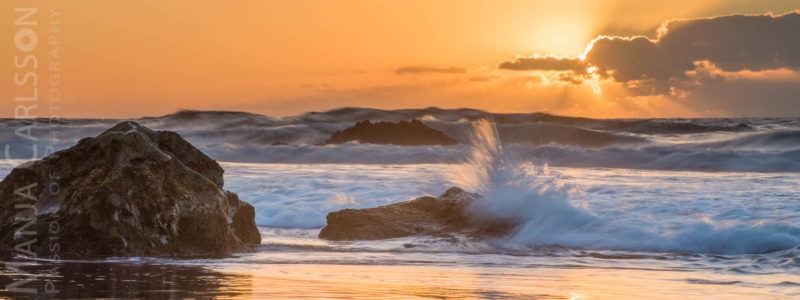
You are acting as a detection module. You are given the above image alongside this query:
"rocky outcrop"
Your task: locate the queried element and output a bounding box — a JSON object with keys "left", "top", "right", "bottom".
{"left": 0, "top": 121, "right": 261, "bottom": 258}
{"left": 324, "top": 120, "right": 458, "bottom": 146}
{"left": 319, "top": 187, "right": 515, "bottom": 240}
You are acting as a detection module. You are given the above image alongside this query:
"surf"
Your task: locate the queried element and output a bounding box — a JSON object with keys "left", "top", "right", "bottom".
{"left": 448, "top": 119, "right": 800, "bottom": 254}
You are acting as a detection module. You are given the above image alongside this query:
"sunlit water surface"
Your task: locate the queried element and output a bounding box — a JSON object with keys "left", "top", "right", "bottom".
{"left": 1, "top": 161, "right": 799, "bottom": 299}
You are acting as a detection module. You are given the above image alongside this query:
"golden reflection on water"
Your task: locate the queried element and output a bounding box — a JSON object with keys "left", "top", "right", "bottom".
{"left": 1, "top": 259, "right": 797, "bottom": 298}
{"left": 212, "top": 263, "right": 799, "bottom": 299}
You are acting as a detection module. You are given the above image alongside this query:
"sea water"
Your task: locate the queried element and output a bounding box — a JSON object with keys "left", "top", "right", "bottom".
{"left": 0, "top": 109, "right": 799, "bottom": 298}
{"left": 2, "top": 162, "right": 795, "bottom": 298}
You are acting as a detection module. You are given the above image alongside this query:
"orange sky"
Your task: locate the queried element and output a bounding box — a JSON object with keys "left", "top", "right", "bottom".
{"left": 1, "top": 0, "right": 798, "bottom": 118}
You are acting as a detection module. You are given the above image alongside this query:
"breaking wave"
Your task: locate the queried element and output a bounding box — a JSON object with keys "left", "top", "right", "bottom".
{"left": 449, "top": 119, "right": 800, "bottom": 254}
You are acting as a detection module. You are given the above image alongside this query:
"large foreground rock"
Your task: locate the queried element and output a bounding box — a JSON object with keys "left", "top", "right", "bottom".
{"left": 319, "top": 187, "right": 515, "bottom": 240}
{"left": 0, "top": 121, "right": 260, "bottom": 258}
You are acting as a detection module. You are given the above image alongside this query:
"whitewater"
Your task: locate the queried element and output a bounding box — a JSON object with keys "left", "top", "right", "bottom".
{"left": 0, "top": 108, "right": 798, "bottom": 298}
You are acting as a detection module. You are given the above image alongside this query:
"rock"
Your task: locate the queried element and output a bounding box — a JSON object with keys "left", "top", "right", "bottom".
{"left": 0, "top": 121, "right": 261, "bottom": 258}
{"left": 324, "top": 119, "right": 458, "bottom": 146}
{"left": 319, "top": 187, "right": 516, "bottom": 241}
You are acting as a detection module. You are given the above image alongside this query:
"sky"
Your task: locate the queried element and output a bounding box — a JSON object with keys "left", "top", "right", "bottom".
{"left": 2, "top": 0, "right": 799, "bottom": 118}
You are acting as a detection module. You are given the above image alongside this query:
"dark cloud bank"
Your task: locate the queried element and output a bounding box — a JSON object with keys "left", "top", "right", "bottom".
{"left": 500, "top": 11, "right": 800, "bottom": 96}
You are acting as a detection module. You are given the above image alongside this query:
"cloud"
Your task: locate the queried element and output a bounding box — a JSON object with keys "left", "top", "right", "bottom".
{"left": 556, "top": 72, "right": 585, "bottom": 84}
{"left": 394, "top": 66, "right": 468, "bottom": 75}
{"left": 498, "top": 55, "right": 588, "bottom": 74}
{"left": 236, "top": 11, "right": 800, "bottom": 119}
{"left": 500, "top": 11, "right": 800, "bottom": 95}
{"left": 674, "top": 73, "right": 800, "bottom": 117}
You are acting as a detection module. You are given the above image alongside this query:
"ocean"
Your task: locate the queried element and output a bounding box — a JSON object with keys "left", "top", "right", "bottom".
{"left": 0, "top": 108, "right": 799, "bottom": 299}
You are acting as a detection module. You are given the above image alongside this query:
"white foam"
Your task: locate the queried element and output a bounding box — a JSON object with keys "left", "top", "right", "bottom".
{"left": 448, "top": 119, "right": 800, "bottom": 254}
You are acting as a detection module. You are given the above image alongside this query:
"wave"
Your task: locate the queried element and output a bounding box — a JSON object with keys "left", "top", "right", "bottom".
{"left": 129, "top": 107, "right": 780, "bottom": 138}
{"left": 280, "top": 107, "right": 760, "bottom": 134}
{"left": 448, "top": 119, "right": 800, "bottom": 255}
{"left": 0, "top": 108, "right": 798, "bottom": 172}
{"left": 192, "top": 144, "right": 800, "bottom": 172}
{"left": 512, "top": 145, "right": 800, "bottom": 172}
{"left": 692, "top": 130, "right": 800, "bottom": 150}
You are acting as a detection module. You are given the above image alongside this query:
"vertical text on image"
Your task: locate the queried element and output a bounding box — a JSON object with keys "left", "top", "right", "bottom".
{"left": 5, "top": 6, "right": 62, "bottom": 295}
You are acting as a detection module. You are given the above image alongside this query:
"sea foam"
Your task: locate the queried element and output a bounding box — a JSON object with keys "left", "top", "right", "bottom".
{"left": 449, "top": 119, "right": 800, "bottom": 254}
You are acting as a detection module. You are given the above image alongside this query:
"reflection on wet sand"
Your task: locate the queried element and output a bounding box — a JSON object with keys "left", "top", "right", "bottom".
{"left": 212, "top": 263, "right": 800, "bottom": 299}
{"left": 2, "top": 259, "right": 799, "bottom": 299}
{"left": 0, "top": 260, "right": 251, "bottom": 299}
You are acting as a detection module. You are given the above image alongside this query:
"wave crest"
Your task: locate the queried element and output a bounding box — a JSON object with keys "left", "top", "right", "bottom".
{"left": 450, "top": 119, "right": 800, "bottom": 254}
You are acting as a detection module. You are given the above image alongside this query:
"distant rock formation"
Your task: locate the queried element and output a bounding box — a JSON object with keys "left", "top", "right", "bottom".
{"left": 324, "top": 120, "right": 458, "bottom": 146}
{"left": 319, "top": 187, "right": 515, "bottom": 241}
{"left": 0, "top": 121, "right": 261, "bottom": 258}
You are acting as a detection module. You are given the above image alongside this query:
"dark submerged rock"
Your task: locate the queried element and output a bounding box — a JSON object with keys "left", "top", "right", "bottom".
{"left": 319, "top": 187, "right": 516, "bottom": 241}
{"left": 324, "top": 119, "right": 458, "bottom": 146}
{"left": 0, "top": 121, "right": 260, "bottom": 258}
